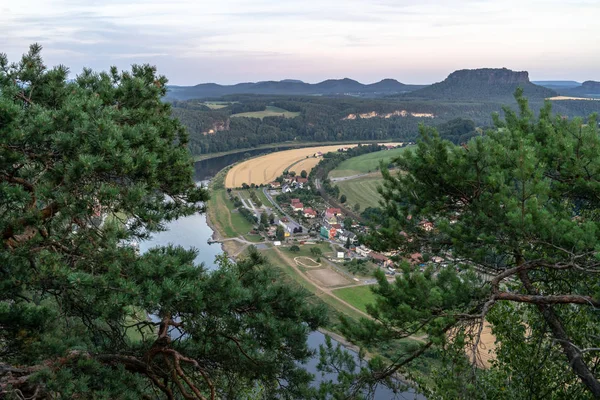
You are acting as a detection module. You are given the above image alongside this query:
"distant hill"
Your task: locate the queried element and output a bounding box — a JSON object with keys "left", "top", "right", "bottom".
{"left": 561, "top": 81, "right": 600, "bottom": 98}
{"left": 408, "top": 68, "right": 557, "bottom": 101}
{"left": 166, "top": 78, "right": 425, "bottom": 100}
{"left": 533, "top": 80, "right": 581, "bottom": 90}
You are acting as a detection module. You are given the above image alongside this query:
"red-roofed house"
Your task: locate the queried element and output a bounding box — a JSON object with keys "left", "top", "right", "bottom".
{"left": 409, "top": 253, "right": 423, "bottom": 264}
{"left": 419, "top": 220, "right": 434, "bottom": 231}
{"left": 324, "top": 208, "right": 342, "bottom": 224}
{"left": 295, "top": 177, "right": 308, "bottom": 184}
{"left": 291, "top": 198, "right": 300, "bottom": 204}
{"left": 269, "top": 181, "right": 281, "bottom": 188}
{"left": 292, "top": 202, "right": 304, "bottom": 212}
{"left": 303, "top": 208, "right": 317, "bottom": 218}
{"left": 369, "top": 252, "right": 391, "bottom": 267}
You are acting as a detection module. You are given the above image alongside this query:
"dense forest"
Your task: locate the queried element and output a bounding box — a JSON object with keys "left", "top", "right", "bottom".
{"left": 172, "top": 93, "right": 600, "bottom": 156}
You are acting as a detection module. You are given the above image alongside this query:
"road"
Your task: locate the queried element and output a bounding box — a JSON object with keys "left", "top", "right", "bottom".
{"left": 262, "top": 187, "right": 308, "bottom": 232}
{"left": 329, "top": 172, "right": 375, "bottom": 182}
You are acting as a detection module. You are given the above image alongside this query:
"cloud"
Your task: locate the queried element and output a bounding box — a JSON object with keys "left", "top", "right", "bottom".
{"left": 1, "top": 0, "right": 598, "bottom": 84}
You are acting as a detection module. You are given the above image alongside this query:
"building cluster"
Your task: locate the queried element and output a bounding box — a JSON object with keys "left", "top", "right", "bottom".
{"left": 270, "top": 175, "right": 309, "bottom": 193}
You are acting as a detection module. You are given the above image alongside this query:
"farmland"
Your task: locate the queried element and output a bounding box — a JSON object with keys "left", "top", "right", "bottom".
{"left": 287, "top": 157, "right": 321, "bottom": 175}
{"left": 335, "top": 174, "right": 385, "bottom": 210}
{"left": 329, "top": 146, "right": 411, "bottom": 178}
{"left": 203, "top": 101, "right": 231, "bottom": 109}
{"left": 225, "top": 144, "right": 359, "bottom": 187}
{"left": 230, "top": 106, "right": 300, "bottom": 119}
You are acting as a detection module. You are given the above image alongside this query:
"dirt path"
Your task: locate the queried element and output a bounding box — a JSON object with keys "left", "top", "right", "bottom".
{"left": 329, "top": 171, "right": 381, "bottom": 182}
{"left": 294, "top": 256, "right": 322, "bottom": 267}
{"left": 273, "top": 247, "right": 374, "bottom": 320}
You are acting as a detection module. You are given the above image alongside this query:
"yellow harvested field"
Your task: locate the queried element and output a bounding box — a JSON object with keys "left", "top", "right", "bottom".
{"left": 547, "top": 96, "right": 600, "bottom": 101}
{"left": 225, "top": 145, "right": 357, "bottom": 188}
{"left": 289, "top": 157, "right": 321, "bottom": 174}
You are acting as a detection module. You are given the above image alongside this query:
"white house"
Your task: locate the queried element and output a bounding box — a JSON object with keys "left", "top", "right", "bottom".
{"left": 338, "top": 230, "right": 357, "bottom": 244}
{"left": 356, "top": 245, "right": 371, "bottom": 257}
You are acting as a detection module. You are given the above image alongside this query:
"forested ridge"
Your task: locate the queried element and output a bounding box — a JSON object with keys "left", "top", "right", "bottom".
{"left": 173, "top": 92, "right": 600, "bottom": 155}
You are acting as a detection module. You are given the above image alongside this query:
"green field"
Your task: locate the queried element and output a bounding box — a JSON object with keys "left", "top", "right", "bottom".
{"left": 230, "top": 106, "right": 301, "bottom": 119}
{"left": 335, "top": 175, "right": 385, "bottom": 210}
{"left": 203, "top": 101, "right": 231, "bottom": 109}
{"left": 282, "top": 242, "right": 334, "bottom": 258}
{"left": 333, "top": 285, "right": 377, "bottom": 314}
{"left": 329, "top": 146, "right": 411, "bottom": 178}
{"left": 207, "top": 189, "right": 254, "bottom": 238}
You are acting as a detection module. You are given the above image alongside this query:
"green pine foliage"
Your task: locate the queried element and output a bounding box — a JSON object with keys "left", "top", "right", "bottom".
{"left": 323, "top": 90, "right": 600, "bottom": 399}
{"left": 0, "top": 45, "right": 326, "bottom": 399}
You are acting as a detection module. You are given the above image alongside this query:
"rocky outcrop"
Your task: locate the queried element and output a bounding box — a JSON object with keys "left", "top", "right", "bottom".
{"left": 446, "top": 68, "right": 530, "bottom": 84}
{"left": 343, "top": 110, "right": 434, "bottom": 120}
{"left": 202, "top": 119, "right": 230, "bottom": 135}
{"left": 409, "top": 68, "right": 557, "bottom": 100}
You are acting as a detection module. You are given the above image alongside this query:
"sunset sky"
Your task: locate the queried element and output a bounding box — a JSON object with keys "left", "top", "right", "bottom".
{"left": 1, "top": 0, "right": 598, "bottom": 85}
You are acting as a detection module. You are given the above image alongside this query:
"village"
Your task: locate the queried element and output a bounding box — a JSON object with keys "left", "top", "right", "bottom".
{"left": 224, "top": 163, "right": 432, "bottom": 278}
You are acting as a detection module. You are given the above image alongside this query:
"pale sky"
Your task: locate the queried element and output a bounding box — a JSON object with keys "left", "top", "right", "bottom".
{"left": 1, "top": 0, "right": 599, "bottom": 85}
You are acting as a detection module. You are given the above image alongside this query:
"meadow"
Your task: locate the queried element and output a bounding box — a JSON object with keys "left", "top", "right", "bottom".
{"left": 203, "top": 101, "right": 231, "bottom": 109}
{"left": 328, "top": 146, "right": 411, "bottom": 178}
{"left": 335, "top": 174, "right": 385, "bottom": 210}
{"left": 332, "top": 285, "right": 377, "bottom": 314}
{"left": 225, "top": 144, "right": 359, "bottom": 187}
{"left": 230, "top": 105, "right": 301, "bottom": 119}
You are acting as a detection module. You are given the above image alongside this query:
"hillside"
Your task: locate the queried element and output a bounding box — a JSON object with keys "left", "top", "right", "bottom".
{"left": 533, "top": 80, "right": 581, "bottom": 90}
{"left": 408, "top": 68, "right": 557, "bottom": 100}
{"left": 562, "top": 81, "right": 600, "bottom": 98}
{"left": 166, "top": 78, "right": 425, "bottom": 100}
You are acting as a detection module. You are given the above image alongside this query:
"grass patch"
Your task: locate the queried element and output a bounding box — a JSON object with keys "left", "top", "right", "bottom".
{"left": 333, "top": 285, "right": 377, "bottom": 314}
{"left": 203, "top": 101, "right": 231, "bottom": 109}
{"left": 283, "top": 242, "right": 333, "bottom": 258}
{"left": 253, "top": 189, "right": 272, "bottom": 208}
{"left": 329, "top": 146, "right": 412, "bottom": 178}
{"left": 207, "top": 189, "right": 253, "bottom": 238}
{"left": 230, "top": 106, "right": 300, "bottom": 120}
{"left": 245, "top": 234, "right": 264, "bottom": 243}
{"left": 335, "top": 175, "right": 385, "bottom": 210}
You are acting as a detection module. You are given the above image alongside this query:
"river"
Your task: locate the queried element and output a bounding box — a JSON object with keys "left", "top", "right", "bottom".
{"left": 138, "top": 156, "right": 424, "bottom": 399}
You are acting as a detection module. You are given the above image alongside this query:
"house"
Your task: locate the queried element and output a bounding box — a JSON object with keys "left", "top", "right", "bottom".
{"left": 369, "top": 252, "right": 392, "bottom": 267}
{"left": 320, "top": 226, "right": 330, "bottom": 239}
{"left": 291, "top": 198, "right": 300, "bottom": 205}
{"left": 325, "top": 208, "right": 342, "bottom": 218}
{"left": 269, "top": 181, "right": 281, "bottom": 188}
{"left": 419, "top": 220, "right": 434, "bottom": 231}
{"left": 409, "top": 252, "right": 423, "bottom": 264}
{"left": 320, "top": 224, "right": 337, "bottom": 240}
{"left": 303, "top": 208, "right": 317, "bottom": 218}
{"left": 324, "top": 208, "right": 342, "bottom": 224}
{"left": 338, "top": 230, "right": 357, "bottom": 244}
{"left": 292, "top": 202, "right": 304, "bottom": 212}
{"left": 356, "top": 245, "right": 371, "bottom": 257}
{"left": 295, "top": 177, "right": 308, "bottom": 184}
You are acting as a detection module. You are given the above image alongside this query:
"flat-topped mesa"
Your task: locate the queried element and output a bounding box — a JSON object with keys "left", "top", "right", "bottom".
{"left": 409, "top": 67, "right": 556, "bottom": 100}
{"left": 447, "top": 68, "right": 530, "bottom": 85}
